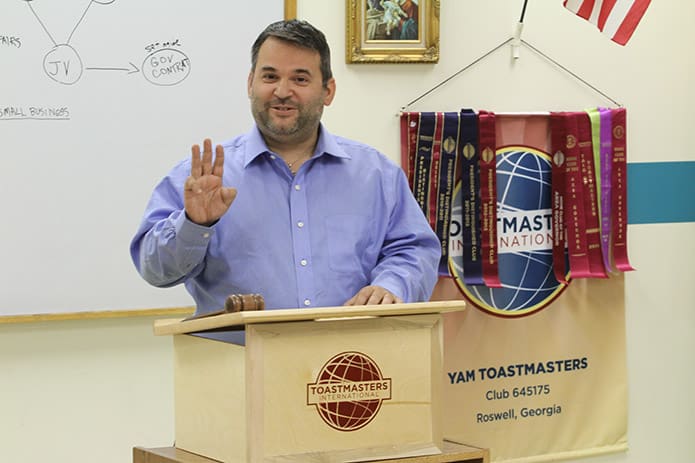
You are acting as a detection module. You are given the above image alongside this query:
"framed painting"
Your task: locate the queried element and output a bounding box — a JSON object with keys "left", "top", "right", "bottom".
{"left": 285, "top": 0, "right": 297, "bottom": 19}
{"left": 346, "top": 0, "right": 440, "bottom": 63}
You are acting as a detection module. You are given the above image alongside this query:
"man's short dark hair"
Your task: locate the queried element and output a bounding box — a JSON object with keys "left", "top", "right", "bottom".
{"left": 251, "top": 19, "right": 333, "bottom": 88}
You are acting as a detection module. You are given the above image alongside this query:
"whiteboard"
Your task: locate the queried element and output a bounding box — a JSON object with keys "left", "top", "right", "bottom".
{"left": 0, "top": 0, "right": 284, "bottom": 317}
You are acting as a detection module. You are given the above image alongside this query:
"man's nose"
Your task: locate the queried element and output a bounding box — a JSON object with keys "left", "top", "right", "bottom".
{"left": 273, "top": 79, "right": 292, "bottom": 99}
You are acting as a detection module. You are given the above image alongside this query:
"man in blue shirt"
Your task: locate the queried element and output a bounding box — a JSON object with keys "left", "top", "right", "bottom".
{"left": 130, "top": 19, "right": 440, "bottom": 316}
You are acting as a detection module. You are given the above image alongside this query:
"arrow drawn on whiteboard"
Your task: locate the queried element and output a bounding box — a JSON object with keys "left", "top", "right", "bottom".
{"left": 86, "top": 62, "right": 140, "bottom": 74}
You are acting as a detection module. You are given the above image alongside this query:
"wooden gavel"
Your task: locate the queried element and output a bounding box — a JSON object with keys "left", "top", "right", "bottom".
{"left": 185, "top": 293, "right": 265, "bottom": 321}
{"left": 224, "top": 293, "right": 265, "bottom": 313}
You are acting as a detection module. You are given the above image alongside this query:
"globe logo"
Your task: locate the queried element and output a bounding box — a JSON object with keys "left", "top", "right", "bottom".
{"left": 307, "top": 352, "right": 392, "bottom": 431}
{"left": 449, "top": 146, "right": 569, "bottom": 317}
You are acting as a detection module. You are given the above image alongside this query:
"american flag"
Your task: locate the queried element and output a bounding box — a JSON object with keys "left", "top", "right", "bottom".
{"left": 563, "top": 0, "right": 652, "bottom": 45}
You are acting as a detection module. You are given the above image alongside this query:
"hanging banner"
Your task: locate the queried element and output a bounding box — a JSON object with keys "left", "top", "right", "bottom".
{"left": 434, "top": 113, "right": 627, "bottom": 462}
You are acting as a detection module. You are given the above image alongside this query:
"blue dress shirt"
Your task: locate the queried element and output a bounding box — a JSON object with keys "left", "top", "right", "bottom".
{"left": 130, "top": 125, "right": 441, "bottom": 315}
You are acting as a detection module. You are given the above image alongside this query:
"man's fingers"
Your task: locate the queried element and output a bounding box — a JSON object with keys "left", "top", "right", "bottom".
{"left": 344, "top": 290, "right": 367, "bottom": 306}
{"left": 201, "top": 139, "right": 213, "bottom": 176}
{"left": 191, "top": 144, "right": 202, "bottom": 178}
{"left": 366, "top": 289, "right": 400, "bottom": 304}
{"left": 384, "top": 293, "right": 403, "bottom": 304}
{"left": 351, "top": 290, "right": 369, "bottom": 306}
{"left": 192, "top": 139, "right": 222, "bottom": 179}
{"left": 366, "top": 291, "right": 384, "bottom": 305}
{"left": 344, "top": 286, "right": 402, "bottom": 306}
{"left": 213, "top": 144, "right": 225, "bottom": 177}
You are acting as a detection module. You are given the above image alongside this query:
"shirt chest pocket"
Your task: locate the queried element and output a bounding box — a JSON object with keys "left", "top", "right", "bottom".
{"left": 324, "top": 214, "right": 376, "bottom": 275}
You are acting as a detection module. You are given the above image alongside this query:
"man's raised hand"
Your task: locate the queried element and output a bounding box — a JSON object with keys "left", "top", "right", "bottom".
{"left": 184, "top": 139, "right": 237, "bottom": 226}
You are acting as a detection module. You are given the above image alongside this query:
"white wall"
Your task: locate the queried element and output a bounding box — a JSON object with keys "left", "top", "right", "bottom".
{"left": 1, "top": 1, "right": 693, "bottom": 462}
{"left": 0, "top": 316, "right": 175, "bottom": 462}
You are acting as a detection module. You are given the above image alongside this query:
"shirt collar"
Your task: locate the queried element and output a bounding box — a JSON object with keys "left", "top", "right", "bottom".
{"left": 243, "top": 123, "right": 351, "bottom": 168}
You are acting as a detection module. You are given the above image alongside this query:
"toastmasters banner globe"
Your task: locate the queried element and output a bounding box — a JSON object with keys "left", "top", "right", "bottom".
{"left": 433, "top": 114, "right": 627, "bottom": 462}
{"left": 449, "top": 146, "right": 568, "bottom": 316}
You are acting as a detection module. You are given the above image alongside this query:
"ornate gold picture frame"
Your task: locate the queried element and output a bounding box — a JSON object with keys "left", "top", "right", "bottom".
{"left": 346, "top": 0, "right": 440, "bottom": 63}
{"left": 284, "top": 0, "right": 297, "bottom": 19}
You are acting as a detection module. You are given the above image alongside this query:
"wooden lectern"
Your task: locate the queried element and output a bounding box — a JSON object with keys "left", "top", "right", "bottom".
{"left": 151, "top": 301, "right": 477, "bottom": 463}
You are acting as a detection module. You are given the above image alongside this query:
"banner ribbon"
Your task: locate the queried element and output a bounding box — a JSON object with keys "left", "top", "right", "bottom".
{"left": 563, "top": 113, "right": 593, "bottom": 278}
{"left": 550, "top": 113, "right": 569, "bottom": 284}
{"left": 459, "top": 109, "right": 484, "bottom": 285}
{"left": 610, "top": 108, "right": 635, "bottom": 272}
{"left": 478, "top": 110, "right": 502, "bottom": 287}
{"left": 598, "top": 108, "right": 614, "bottom": 272}
{"left": 412, "top": 112, "right": 436, "bottom": 223}
{"left": 434, "top": 112, "right": 461, "bottom": 275}
{"left": 577, "top": 112, "right": 608, "bottom": 278}
{"left": 399, "top": 112, "right": 419, "bottom": 190}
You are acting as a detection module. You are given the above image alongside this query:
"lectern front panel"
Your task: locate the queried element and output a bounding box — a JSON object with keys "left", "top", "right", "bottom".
{"left": 246, "top": 314, "right": 443, "bottom": 461}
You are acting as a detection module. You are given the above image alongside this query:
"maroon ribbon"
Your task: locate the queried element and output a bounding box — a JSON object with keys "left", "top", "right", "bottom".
{"left": 610, "top": 108, "right": 635, "bottom": 272}
{"left": 478, "top": 110, "right": 502, "bottom": 287}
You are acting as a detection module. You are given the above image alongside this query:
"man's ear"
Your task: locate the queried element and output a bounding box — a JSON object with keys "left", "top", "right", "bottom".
{"left": 247, "top": 71, "right": 254, "bottom": 98}
{"left": 323, "top": 77, "right": 336, "bottom": 106}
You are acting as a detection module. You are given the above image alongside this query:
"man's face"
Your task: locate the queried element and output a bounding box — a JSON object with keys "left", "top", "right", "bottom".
{"left": 248, "top": 37, "right": 335, "bottom": 145}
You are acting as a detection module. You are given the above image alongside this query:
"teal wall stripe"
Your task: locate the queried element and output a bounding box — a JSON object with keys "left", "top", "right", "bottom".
{"left": 628, "top": 161, "right": 695, "bottom": 224}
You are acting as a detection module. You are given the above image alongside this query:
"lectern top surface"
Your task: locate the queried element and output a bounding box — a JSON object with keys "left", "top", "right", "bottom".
{"left": 153, "top": 300, "right": 465, "bottom": 336}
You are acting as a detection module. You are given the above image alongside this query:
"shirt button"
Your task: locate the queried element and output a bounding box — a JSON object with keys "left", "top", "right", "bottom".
{"left": 270, "top": 154, "right": 276, "bottom": 160}
{"left": 297, "top": 221, "right": 304, "bottom": 228}
{"left": 202, "top": 232, "right": 210, "bottom": 239}
{"left": 300, "top": 259, "right": 308, "bottom": 266}
{"left": 303, "top": 299, "right": 311, "bottom": 306}
{"left": 294, "top": 184, "right": 301, "bottom": 191}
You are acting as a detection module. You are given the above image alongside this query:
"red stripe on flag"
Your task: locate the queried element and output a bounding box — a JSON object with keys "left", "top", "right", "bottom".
{"left": 611, "top": 0, "right": 651, "bottom": 45}
{"left": 564, "top": 0, "right": 651, "bottom": 45}
{"left": 597, "top": 0, "right": 618, "bottom": 30}
{"left": 576, "top": 0, "right": 596, "bottom": 19}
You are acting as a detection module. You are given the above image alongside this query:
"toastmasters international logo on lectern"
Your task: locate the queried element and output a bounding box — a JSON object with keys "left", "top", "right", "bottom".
{"left": 307, "top": 352, "right": 392, "bottom": 431}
